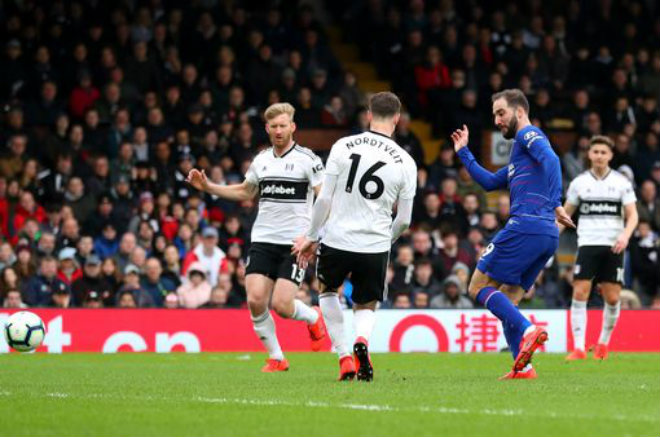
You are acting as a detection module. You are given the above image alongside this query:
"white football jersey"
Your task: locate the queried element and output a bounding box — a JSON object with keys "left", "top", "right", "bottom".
{"left": 322, "top": 131, "right": 417, "bottom": 253}
{"left": 566, "top": 169, "right": 636, "bottom": 247}
{"left": 245, "top": 143, "right": 324, "bottom": 245}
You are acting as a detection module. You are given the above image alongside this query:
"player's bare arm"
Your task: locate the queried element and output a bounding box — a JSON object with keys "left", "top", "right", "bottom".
{"left": 186, "top": 168, "right": 258, "bottom": 201}
{"left": 451, "top": 124, "right": 469, "bottom": 152}
{"left": 557, "top": 202, "right": 577, "bottom": 232}
{"left": 612, "top": 202, "right": 639, "bottom": 254}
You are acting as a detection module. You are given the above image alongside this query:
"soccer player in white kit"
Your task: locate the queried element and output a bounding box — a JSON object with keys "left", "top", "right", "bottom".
{"left": 294, "top": 92, "right": 418, "bottom": 381}
{"left": 562, "top": 135, "right": 638, "bottom": 360}
{"left": 187, "top": 103, "right": 326, "bottom": 372}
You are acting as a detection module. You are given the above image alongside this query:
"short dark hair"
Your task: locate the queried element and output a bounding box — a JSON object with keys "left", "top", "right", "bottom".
{"left": 589, "top": 135, "right": 614, "bottom": 150}
{"left": 491, "top": 89, "right": 530, "bottom": 114}
{"left": 369, "top": 92, "right": 401, "bottom": 119}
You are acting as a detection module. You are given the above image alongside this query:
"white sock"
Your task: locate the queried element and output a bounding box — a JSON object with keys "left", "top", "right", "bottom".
{"left": 571, "top": 299, "right": 587, "bottom": 351}
{"left": 291, "top": 299, "right": 319, "bottom": 324}
{"left": 598, "top": 301, "right": 620, "bottom": 345}
{"left": 251, "top": 311, "right": 284, "bottom": 360}
{"left": 319, "top": 293, "right": 349, "bottom": 357}
{"left": 353, "top": 309, "right": 376, "bottom": 343}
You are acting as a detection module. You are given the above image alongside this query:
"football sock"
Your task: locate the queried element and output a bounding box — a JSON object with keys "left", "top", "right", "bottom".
{"left": 291, "top": 299, "right": 319, "bottom": 324}
{"left": 353, "top": 309, "right": 376, "bottom": 343}
{"left": 502, "top": 321, "right": 521, "bottom": 359}
{"left": 251, "top": 310, "right": 284, "bottom": 361}
{"left": 570, "top": 299, "right": 587, "bottom": 351}
{"left": 598, "top": 301, "right": 620, "bottom": 345}
{"left": 476, "top": 287, "right": 531, "bottom": 337}
{"left": 319, "top": 293, "right": 349, "bottom": 357}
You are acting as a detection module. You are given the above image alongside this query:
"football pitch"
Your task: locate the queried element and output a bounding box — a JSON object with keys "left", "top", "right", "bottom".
{"left": 0, "top": 353, "right": 658, "bottom": 437}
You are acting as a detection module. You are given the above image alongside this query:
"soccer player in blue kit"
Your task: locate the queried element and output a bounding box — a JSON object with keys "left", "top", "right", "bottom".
{"left": 451, "top": 89, "right": 576, "bottom": 379}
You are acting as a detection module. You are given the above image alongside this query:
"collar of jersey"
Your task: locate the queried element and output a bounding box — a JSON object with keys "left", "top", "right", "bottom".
{"left": 589, "top": 168, "right": 611, "bottom": 181}
{"left": 272, "top": 142, "right": 297, "bottom": 158}
{"left": 368, "top": 130, "right": 392, "bottom": 139}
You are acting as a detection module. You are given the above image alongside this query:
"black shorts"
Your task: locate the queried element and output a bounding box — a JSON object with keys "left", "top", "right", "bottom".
{"left": 316, "top": 244, "right": 389, "bottom": 304}
{"left": 574, "top": 245, "right": 624, "bottom": 284}
{"left": 245, "top": 242, "right": 306, "bottom": 286}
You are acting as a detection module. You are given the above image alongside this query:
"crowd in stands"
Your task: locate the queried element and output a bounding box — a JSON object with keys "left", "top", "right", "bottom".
{"left": 1, "top": 1, "right": 659, "bottom": 310}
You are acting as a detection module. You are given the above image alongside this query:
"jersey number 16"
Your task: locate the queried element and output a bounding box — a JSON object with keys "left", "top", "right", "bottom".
{"left": 345, "top": 153, "right": 387, "bottom": 200}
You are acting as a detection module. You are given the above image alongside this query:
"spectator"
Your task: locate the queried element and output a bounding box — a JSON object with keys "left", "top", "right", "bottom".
{"left": 56, "top": 247, "right": 83, "bottom": 286}
{"left": 117, "top": 263, "right": 154, "bottom": 308}
{"left": 391, "top": 293, "right": 412, "bottom": 309}
{"left": 3, "top": 289, "right": 26, "bottom": 308}
{"left": 24, "top": 256, "right": 69, "bottom": 307}
{"left": 182, "top": 227, "right": 227, "bottom": 287}
{"left": 438, "top": 228, "right": 474, "bottom": 273}
{"left": 430, "top": 275, "right": 473, "bottom": 309}
{"left": 71, "top": 254, "right": 113, "bottom": 307}
{"left": 177, "top": 262, "right": 212, "bottom": 309}
{"left": 50, "top": 286, "right": 72, "bottom": 308}
{"left": 201, "top": 285, "right": 231, "bottom": 308}
{"left": 637, "top": 180, "right": 660, "bottom": 231}
{"left": 141, "top": 257, "right": 176, "bottom": 307}
{"left": 411, "top": 258, "right": 442, "bottom": 297}
{"left": 82, "top": 290, "right": 104, "bottom": 309}
{"left": 630, "top": 220, "right": 660, "bottom": 304}
{"left": 412, "top": 291, "right": 430, "bottom": 308}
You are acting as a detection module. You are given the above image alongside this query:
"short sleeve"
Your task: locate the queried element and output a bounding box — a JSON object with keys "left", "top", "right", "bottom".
{"left": 324, "top": 142, "right": 343, "bottom": 176}
{"left": 566, "top": 178, "right": 580, "bottom": 205}
{"left": 308, "top": 154, "right": 325, "bottom": 187}
{"left": 244, "top": 159, "right": 259, "bottom": 186}
{"left": 622, "top": 179, "right": 637, "bottom": 205}
{"left": 399, "top": 158, "right": 418, "bottom": 199}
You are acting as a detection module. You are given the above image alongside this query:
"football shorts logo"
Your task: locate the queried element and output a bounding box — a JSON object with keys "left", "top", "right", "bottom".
{"left": 480, "top": 243, "right": 495, "bottom": 259}
{"left": 574, "top": 264, "right": 581, "bottom": 275}
{"left": 616, "top": 267, "right": 624, "bottom": 283}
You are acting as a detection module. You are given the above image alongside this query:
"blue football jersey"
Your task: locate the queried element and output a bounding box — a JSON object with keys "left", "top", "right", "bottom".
{"left": 457, "top": 125, "right": 562, "bottom": 237}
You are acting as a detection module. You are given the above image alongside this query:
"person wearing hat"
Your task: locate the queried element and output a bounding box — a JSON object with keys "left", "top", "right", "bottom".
{"left": 56, "top": 247, "right": 82, "bottom": 286}
{"left": 49, "top": 282, "right": 72, "bottom": 309}
{"left": 174, "top": 151, "right": 196, "bottom": 201}
{"left": 430, "top": 275, "right": 474, "bottom": 309}
{"left": 71, "top": 254, "right": 113, "bottom": 306}
{"left": 180, "top": 226, "right": 227, "bottom": 288}
{"left": 24, "top": 256, "right": 70, "bottom": 307}
{"left": 82, "top": 290, "right": 104, "bottom": 309}
{"left": 116, "top": 263, "right": 155, "bottom": 307}
{"left": 176, "top": 261, "right": 212, "bottom": 308}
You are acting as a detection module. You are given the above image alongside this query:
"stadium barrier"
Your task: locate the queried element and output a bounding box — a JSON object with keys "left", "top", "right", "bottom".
{"left": 1, "top": 309, "right": 658, "bottom": 353}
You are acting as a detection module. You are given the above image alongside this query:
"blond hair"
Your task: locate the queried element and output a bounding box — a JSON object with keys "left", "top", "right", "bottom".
{"left": 264, "top": 102, "right": 295, "bottom": 122}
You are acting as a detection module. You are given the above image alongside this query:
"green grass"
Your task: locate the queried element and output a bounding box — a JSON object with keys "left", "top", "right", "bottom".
{"left": 0, "top": 352, "right": 658, "bottom": 437}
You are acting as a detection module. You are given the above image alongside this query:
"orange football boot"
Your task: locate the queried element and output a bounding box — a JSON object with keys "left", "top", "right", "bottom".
{"left": 338, "top": 355, "right": 356, "bottom": 381}
{"left": 593, "top": 343, "right": 609, "bottom": 360}
{"left": 513, "top": 327, "right": 548, "bottom": 372}
{"left": 565, "top": 349, "right": 587, "bottom": 361}
{"left": 261, "top": 358, "right": 290, "bottom": 372}
{"left": 499, "top": 367, "right": 538, "bottom": 380}
{"left": 307, "top": 306, "right": 327, "bottom": 352}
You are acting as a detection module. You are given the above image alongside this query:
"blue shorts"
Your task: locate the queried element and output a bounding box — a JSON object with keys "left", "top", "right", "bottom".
{"left": 476, "top": 228, "right": 558, "bottom": 291}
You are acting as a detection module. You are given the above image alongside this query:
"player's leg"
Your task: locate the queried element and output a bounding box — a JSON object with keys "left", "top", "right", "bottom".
{"left": 350, "top": 250, "right": 389, "bottom": 382}
{"left": 245, "top": 243, "right": 287, "bottom": 371}
{"left": 592, "top": 249, "right": 624, "bottom": 359}
{"left": 567, "top": 279, "right": 592, "bottom": 359}
{"left": 594, "top": 282, "right": 621, "bottom": 359}
{"left": 468, "top": 232, "right": 536, "bottom": 357}
{"left": 316, "top": 244, "right": 355, "bottom": 380}
{"left": 499, "top": 283, "right": 526, "bottom": 359}
{"left": 568, "top": 246, "right": 599, "bottom": 359}
{"left": 246, "top": 273, "right": 288, "bottom": 371}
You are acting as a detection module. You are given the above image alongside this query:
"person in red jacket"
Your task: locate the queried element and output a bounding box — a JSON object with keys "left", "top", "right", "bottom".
{"left": 11, "top": 191, "right": 47, "bottom": 245}
{"left": 414, "top": 46, "right": 451, "bottom": 109}
{"left": 68, "top": 71, "right": 100, "bottom": 119}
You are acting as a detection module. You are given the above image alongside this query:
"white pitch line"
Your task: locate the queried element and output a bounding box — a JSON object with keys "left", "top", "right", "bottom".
{"left": 192, "top": 396, "right": 657, "bottom": 423}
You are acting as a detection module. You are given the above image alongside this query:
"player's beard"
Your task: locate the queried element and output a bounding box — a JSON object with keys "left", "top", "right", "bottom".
{"left": 502, "top": 117, "right": 518, "bottom": 139}
{"left": 272, "top": 132, "right": 292, "bottom": 149}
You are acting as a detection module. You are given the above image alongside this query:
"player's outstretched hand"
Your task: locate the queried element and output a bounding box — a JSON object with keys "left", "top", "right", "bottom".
{"left": 186, "top": 168, "right": 208, "bottom": 191}
{"left": 292, "top": 235, "right": 316, "bottom": 268}
{"left": 612, "top": 233, "right": 630, "bottom": 254}
{"left": 554, "top": 206, "right": 576, "bottom": 229}
{"left": 450, "top": 124, "right": 469, "bottom": 152}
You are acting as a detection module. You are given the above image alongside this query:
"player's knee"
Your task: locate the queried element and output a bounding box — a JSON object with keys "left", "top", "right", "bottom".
{"left": 271, "top": 297, "right": 293, "bottom": 318}
{"left": 572, "top": 286, "right": 590, "bottom": 301}
{"left": 247, "top": 295, "right": 268, "bottom": 316}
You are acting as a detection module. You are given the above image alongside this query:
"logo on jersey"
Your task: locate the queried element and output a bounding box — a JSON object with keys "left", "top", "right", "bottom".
{"left": 523, "top": 131, "right": 538, "bottom": 141}
{"left": 574, "top": 264, "right": 581, "bottom": 275}
{"left": 579, "top": 200, "right": 621, "bottom": 216}
{"left": 508, "top": 163, "right": 515, "bottom": 178}
{"left": 285, "top": 163, "right": 294, "bottom": 171}
{"left": 259, "top": 179, "right": 308, "bottom": 202}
